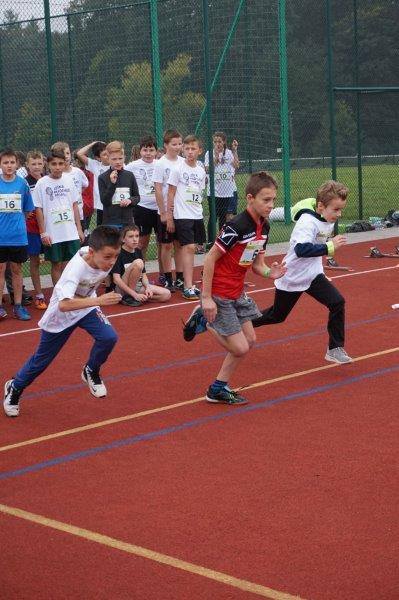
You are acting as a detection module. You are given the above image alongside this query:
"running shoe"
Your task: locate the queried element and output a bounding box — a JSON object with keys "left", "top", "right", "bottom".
{"left": 34, "top": 297, "right": 47, "bottom": 310}
{"left": 182, "top": 287, "right": 198, "bottom": 301}
{"left": 163, "top": 280, "right": 176, "bottom": 293}
{"left": 325, "top": 347, "right": 353, "bottom": 364}
{"left": 81, "top": 365, "right": 107, "bottom": 398}
{"left": 205, "top": 387, "right": 248, "bottom": 405}
{"left": 3, "top": 379, "right": 22, "bottom": 417}
{"left": 13, "top": 305, "right": 31, "bottom": 321}
{"left": 183, "top": 306, "right": 207, "bottom": 341}
{"left": 174, "top": 278, "right": 184, "bottom": 291}
{"left": 0, "top": 306, "right": 7, "bottom": 319}
{"left": 121, "top": 294, "right": 141, "bottom": 307}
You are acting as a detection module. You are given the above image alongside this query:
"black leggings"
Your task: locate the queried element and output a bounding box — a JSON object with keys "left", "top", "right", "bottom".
{"left": 252, "top": 273, "right": 345, "bottom": 349}
{"left": 207, "top": 197, "right": 230, "bottom": 239}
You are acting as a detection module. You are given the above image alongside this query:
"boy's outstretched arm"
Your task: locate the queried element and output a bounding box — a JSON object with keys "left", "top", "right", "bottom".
{"left": 59, "top": 292, "right": 121, "bottom": 312}
{"left": 252, "top": 253, "right": 286, "bottom": 279}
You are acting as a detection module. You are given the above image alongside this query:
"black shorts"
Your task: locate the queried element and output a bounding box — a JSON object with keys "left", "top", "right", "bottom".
{"left": 0, "top": 245, "right": 28, "bottom": 264}
{"left": 134, "top": 205, "right": 158, "bottom": 236}
{"left": 174, "top": 219, "right": 206, "bottom": 246}
{"left": 157, "top": 215, "right": 175, "bottom": 244}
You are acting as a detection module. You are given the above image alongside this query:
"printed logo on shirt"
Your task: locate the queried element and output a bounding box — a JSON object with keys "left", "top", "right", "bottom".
{"left": 45, "top": 184, "right": 71, "bottom": 200}
{"left": 219, "top": 225, "right": 239, "bottom": 247}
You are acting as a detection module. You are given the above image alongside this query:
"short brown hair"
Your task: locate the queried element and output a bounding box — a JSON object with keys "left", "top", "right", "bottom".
{"left": 316, "top": 180, "right": 348, "bottom": 206}
{"left": 245, "top": 171, "right": 278, "bottom": 197}
{"left": 46, "top": 150, "right": 66, "bottom": 164}
{"left": 106, "top": 140, "right": 124, "bottom": 154}
{"left": 163, "top": 129, "right": 182, "bottom": 144}
{"left": 26, "top": 150, "right": 44, "bottom": 161}
{"left": 0, "top": 147, "right": 17, "bottom": 161}
{"left": 51, "top": 141, "right": 70, "bottom": 155}
{"left": 121, "top": 224, "right": 140, "bottom": 241}
{"left": 183, "top": 134, "right": 202, "bottom": 147}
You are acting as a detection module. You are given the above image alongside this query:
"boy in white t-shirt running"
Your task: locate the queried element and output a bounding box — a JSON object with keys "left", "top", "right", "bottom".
{"left": 34, "top": 151, "right": 84, "bottom": 285}
{"left": 76, "top": 140, "right": 109, "bottom": 226}
{"left": 51, "top": 141, "right": 89, "bottom": 234}
{"left": 153, "top": 129, "right": 184, "bottom": 292}
{"left": 167, "top": 135, "right": 206, "bottom": 300}
{"left": 3, "top": 226, "right": 122, "bottom": 417}
{"left": 252, "top": 181, "right": 353, "bottom": 364}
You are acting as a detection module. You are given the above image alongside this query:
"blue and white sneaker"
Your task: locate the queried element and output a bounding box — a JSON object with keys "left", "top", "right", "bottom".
{"left": 182, "top": 287, "right": 198, "bottom": 301}
{"left": 0, "top": 306, "right": 7, "bottom": 319}
{"left": 183, "top": 306, "right": 207, "bottom": 341}
{"left": 13, "top": 305, "right": 31, "bottom": 321}
{"left": 3, "top": 379, "right": 22, "bottom": 417}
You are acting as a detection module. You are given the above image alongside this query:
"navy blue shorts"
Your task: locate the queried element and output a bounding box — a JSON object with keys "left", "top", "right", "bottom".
{"left": 27, "top": 232, "right": 43, "bottom": 256}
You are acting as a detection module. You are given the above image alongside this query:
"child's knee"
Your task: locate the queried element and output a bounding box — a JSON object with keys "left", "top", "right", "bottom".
{"left": 245, "top": 330, "right": 256, "bottom": 348}
{"left": 230, "top": 339, "right": 250, "bottom": 358}
{"left": 99, "top": 326, "right": 118, "bottom": 348}
{"left": 131, "top": 258, "right": 144, "bottom": 272}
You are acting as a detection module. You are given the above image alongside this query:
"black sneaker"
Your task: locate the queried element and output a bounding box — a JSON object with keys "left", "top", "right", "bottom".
{"left": 121, "top": 294, "right": 141, "bottom": 307}
{"left": 81, "top": 365, "right": 107, "bottom": 398}
{"left": 183, "top": 306, "right": 207, "bottom": 341}
{"left": 163, "top": 280, "right": 176, "bottom": 293}
{"left": 205, "top": 387, "right": 248, "bottom": 405}
{"left": 3, "top": 379, "right": 22, "bottom": 417}
{"left": 174, "top": 278, "right": 184, "bottom": 291}
{"left": 9, "top": 293, "right": 32, "bottom": 306}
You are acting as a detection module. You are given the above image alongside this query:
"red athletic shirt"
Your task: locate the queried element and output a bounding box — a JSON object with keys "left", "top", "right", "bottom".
{"left": 212, "top": 210, "right": 269, "bottom": 299}
{"left": 25, "top": 174, "right": 40, "bottom": 234}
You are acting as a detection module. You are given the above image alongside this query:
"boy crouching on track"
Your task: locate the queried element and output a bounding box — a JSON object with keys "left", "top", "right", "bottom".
{"left": 183, "top": 171, "right": 286, "bottom": 405}
{"left": 3, "top": 226, "right": 122, "bottom": 418}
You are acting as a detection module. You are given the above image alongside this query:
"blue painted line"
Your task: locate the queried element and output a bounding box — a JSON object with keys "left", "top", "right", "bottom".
{"left": 20, "top": 311, "right": 398, "bottom": 402}
{"left": 1, "top": 364, "right": 398, "bottom": 482}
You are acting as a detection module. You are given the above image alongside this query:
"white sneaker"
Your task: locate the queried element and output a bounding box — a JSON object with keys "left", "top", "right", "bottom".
{"left": 81, "top": 365, "right": 107, "bottom": 398}
{"left": 3, "top": 379, "right": 22, "bottom": 417}
{"left": 325, "top": 347, "right": 353, "bottom": 364}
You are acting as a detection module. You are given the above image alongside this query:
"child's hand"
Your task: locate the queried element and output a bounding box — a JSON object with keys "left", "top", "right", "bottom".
{"left": 331, "top": 234, "right": 347, "bottom": 250}
{"left": 120, "top": 198, "right": 131, "bottom": 207}
{"left": 79, "top": 230, "right": 85, "bottom": 243}
{"left": 202, "top": 296, "right": 217, "bottom": 323}
{"left": 40, "top": 233, "right": 52, "bottom": 246}
{"left": 269, "top": 261, "right": 287, "bottom": 280}
{"left": 160, "top": 211, "right": 167, "bottom": 224}
{"left": 231, "top": 139, "right": 239, "bottom": 150}
{"left": 133, "top": 292, "right": 147, "bottom": 303}
{"left": 166, "top": 216, "right": 175, "bottom": 233}
{"left": 98, "top": 291, "right": 122, "bottom": 306}
{"left": 145, "top": 287, "right": 153, "bottom": 299}
{"left": 110, "top": 169, "right": 118, "bottom": 184}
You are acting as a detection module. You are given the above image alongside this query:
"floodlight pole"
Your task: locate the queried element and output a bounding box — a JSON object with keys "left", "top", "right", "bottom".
{"left": 278, "top": 0, "right": 291, "bottom": 224}
{"left": 150, "top": 0, "right": 164, "bottom": 148}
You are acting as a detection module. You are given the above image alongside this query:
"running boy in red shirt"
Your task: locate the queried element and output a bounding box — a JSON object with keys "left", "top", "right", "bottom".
{"left": 183, "top": 171, "right": 286, "bottom": 405}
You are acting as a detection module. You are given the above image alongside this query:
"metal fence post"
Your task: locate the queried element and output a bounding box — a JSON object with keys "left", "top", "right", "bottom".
{"left": 0, "top": 30, "right": 7, "bottom": 146}
{"left": 67, "top": 14, "right": 77, "bottom": 144}
{"left": 353, "top": 0, "right": 363, "bottom": 219}
{"left": 326, "top": 0, "right": 337, "bottom": 180}
{"left": 278, "top": 0, "right": 291, "bottom": 223}
{"left": 43, "top": 0, "right": 58, "bottom": 142}
{"left": 202, "top": 0, "right": 216, "bottom": 243}
{"left": 149, "top": 0, "right": 164, "bottom": 147}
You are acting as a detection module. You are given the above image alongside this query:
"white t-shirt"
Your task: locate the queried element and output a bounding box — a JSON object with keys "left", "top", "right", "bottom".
{"left": 275, "top": 213, "right": 334, "bottom": 292}
{"left": 86, "top": 157, "right": 109, "bottom": 211}
{"left": 152, "top": 154, "right": 184, "bottom": 213}
{"left": 66, "top": 166, "right": 89, "bottom": 220}
{"left": 167, "top": 161, "right": 206, "bottom": 220}
{"left": 38, "top": 247, "right": 109, "bottom": 333}
{"left": 125, "top": 159, "right": 157, "bottom": 211}
{"left": 204, "top": 148, "right": 235, "bottom": 197}
{"left": 33, "top": 174, "right": 79, "bottom": 244}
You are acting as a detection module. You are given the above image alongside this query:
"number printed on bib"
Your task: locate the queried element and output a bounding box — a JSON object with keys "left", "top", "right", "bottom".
{"left": 112, "top": 187, "right": 130, "bottom": 205}
{"left": 51, "top": 207, "right": 73, "bottom": 225}
{"left": 0, "top": 194, "right": 22, "bottom": 212}
{"left": 215, "top": 170, "right": 231, "bottom": 183}
{"left": 144, "top": 183, "right": 155, "bottom": 197}
{"left": 239, "top": 239, "right": 265, "bottom": 266}
{"left": 185, "top": 186, "right": 202, "bottom": 204}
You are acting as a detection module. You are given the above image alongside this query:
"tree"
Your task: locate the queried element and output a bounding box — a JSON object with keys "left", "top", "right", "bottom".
{"left": 107, "top": 54, "right": 205, "bottom": 142}
{"left": 13, "top": 103, "right": 51, "bottom": 151}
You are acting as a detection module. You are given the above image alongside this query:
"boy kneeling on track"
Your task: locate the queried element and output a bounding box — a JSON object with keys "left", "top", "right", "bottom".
{"left": 183, "top": 171, "right": 286, "bottom": 405}
{"left": 252, "top": 180, "right": 353, "bottom": 365}
{"left": 3, "top": 226, "right": 122, "bottom": 418}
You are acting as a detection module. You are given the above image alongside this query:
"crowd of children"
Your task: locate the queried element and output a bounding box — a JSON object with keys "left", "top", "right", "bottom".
{"left": 1, "top": 129, "right": 354, "bottom": 415}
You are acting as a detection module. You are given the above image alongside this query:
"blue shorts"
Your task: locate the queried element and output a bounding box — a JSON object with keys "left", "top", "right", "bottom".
{"left": 227, "top": 191, "right": 238, "bottom": 214}
{"left": 27, "top": 232, "right": 43, "bottom": 256}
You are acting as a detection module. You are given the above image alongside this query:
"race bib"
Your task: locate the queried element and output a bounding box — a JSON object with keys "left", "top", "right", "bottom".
{"left": 215, "top": 169, "right": 231, "bottom": 184}
{"left": 51, "top": 207, "right": 73, "bottom": 225}
{"left": 112, "top": 187, "right": 130, "bottom": 205}
{"left": 185, "top": 186, "right": 202, "bottom": 205}
{"left": 144, "top": 182, "right": 155, "bottom": 197}
{"left": 0, "top": 194, "right": 22, "bottom": 212}
{"left": 239, "top": 239, "right": 265, "bottom": 266}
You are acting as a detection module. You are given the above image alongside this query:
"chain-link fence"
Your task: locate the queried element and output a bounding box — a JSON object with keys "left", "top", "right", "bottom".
{"left": 0, "top": 0, "right": 398, "bottom": 272}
